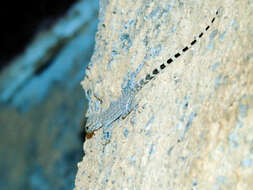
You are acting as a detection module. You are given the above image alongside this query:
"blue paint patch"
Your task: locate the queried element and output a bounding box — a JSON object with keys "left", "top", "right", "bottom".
{"left": 121, "top": 70, "right": 140, "bottom": 91}
{"left": 143, "top": 35, "right": 149, "bottom": 46}
{"left": 135, "top": 62, "right": 144, "bottom": 74}
{"left": 148, "top": 8, "right": 162, "bottom": 19}
{"left": 144, "top": 116, "right": 154, "bottom": 129}
{"left": 111, "top": 49, "right": 119, "bottom": 56}
{"left": 185, "top": 112, "right": 197, "bottom": 132}
{"left": 219, "top": 32, "right": 226, "bottom": 41}
{"left": 167, "top": 146, "right": 174, "bottom": 156}
{"left": 145, "top": 130, "right": 151, "bottom": 137}
{"left": 149, "top": 45, "right": 162, "bottom": 57}
{"left": 178, "top": 2, "right": 183, "bottom": 8}
{"left": 243, "top": 53, "right": 253, "bottom": 63}
{"left": 168, "top": 19, "right": 180, "bottom": 34}
{"left": 129, "top": 155, "right": 136, "bottom": 165}
{"left": 230, "top": 20, "right": 235, "bottom": 25}
{"left": 235, "top": 120, "right": 244, "bottom": 129}
{"left": 149, "top": 143, "right": 156, "bottom": 155}
{"left": 166, "top": 5, "right": 173, "bottom": 12}
{"left": 239, "top": 104, "right": 248, "bottom": 118}
{"left": 120, "top": 33, "right": 130, "bottom": 41}
{"left": 130, "top": 72, "right": 137, "bottom": 81}
{"left": 179, "top": 115, "right": 185, "bottom": 123}
{"left": 213, "top": 184, "right": 220, "bottom": 190}
{"left": 192, "top": 180, "right": 198, "bottom": 186}
{"left": 175, "top": 122, "right": 183, "bottom": 131}
{"left": 241, "top": 158, "right": 253, "bottom": 167}
{"left": 180, "top": 112, "right": 197, "bottom": 140}
{"left": 183, "top": 102, "right": 189, "bottom": 110}
{"left": 101, "top": 176, "right": 109, "bottom": 185}
{"left": 206, "top": 41, "right": 214, "bottom": 51}
{"left": 123, "top": 128, "right": 129, "bottom": 137}
{"left": 214, "top": 75, "right": 222, "bottom": 88}
{"left": 210, "top": 62, "right": 221, "bottom": 71}
{"left": 107, "top": 49, "right": 120, "bottom": 68}
{"left": 124, "top": 19, "right": 136, "bottom": 30}
{"left": 250, "top": 148, "right": 253, "bottom": 155}
{"left": 173, "top": 78, "right": 181, "bottom": 85}
{"left": 209, "top": 29, "right": 218, "bottom": 40}
{"left": 120, "top": 33, "right": 132, "bottom": 50}
{"left": 228, "top": 133, "right": 239, "bottom": 148}
{"left": 130, "top": 118, "right": 136, "bottom": 126}
{"left": 230, "top": 19, "right": 240, "bottom": 30}
{"left": 199, "top": 94, "right": 205, "bottom": 100}
{"left": 94, "top": 101, "right": 101, "bottom": 112}
{"left": 181, "top": 96, "right": 190, "bottom": 110}
{"left": 103, "top": 131, "right": 112, "bottom": 141}
{"left": 103, "top": 126, "right": 112, "bottom": 141}
{"left": 217, "top": 176, "right": 227, "bottom": 184}
{"left": 170, "top": 25, "right": 177, "bottom": 34}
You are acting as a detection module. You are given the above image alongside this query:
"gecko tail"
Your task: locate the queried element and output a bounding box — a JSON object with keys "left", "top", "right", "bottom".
{"left": 136, "top": 8, "right": 220, "bottom": 89}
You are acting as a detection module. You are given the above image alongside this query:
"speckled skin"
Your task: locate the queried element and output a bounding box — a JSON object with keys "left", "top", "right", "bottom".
{"left": 85, "top": 82, "right": 138, "bottom": 134}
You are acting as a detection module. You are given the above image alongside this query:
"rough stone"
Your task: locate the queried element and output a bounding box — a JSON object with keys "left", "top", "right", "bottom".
{"left": 75, "top": 0, "right": 253, "bottom": 189}
{"left": 0, "top": 1, "right": 99, "bottom": 189}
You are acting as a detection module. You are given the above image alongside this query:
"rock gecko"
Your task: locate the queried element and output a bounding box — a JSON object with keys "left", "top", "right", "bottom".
{"left": 83, "top": 9, "right": 220, "bottom": 135}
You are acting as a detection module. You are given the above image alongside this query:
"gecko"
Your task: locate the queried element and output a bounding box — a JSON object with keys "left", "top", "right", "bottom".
{"left": 83, "top": 9, "right": 220, "bottom": 135}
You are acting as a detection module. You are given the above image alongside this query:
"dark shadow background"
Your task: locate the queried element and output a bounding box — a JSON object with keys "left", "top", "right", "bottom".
{"left": 0, "top": 0, "right": 77, "bottom": 70}
{"left": 0, "top": 0, "right": 98, "bottom": 189}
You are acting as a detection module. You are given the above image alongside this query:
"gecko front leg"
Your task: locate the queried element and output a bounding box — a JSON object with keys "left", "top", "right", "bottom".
{"left": 85, "top": 114, "right": 103, "bottom": 134}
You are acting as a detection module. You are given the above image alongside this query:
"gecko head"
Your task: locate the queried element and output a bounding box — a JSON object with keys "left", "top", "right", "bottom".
{"left": 85, "top": 115, "right": 103, "bottom": 134}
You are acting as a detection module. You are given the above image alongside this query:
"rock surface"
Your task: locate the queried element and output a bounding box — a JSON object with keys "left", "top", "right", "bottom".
{"left": 75, "top": 0, "right": 253, "bottom": 189}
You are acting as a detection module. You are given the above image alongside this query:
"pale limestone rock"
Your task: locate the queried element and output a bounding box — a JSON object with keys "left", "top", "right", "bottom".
{"left": 75, "top": 0, "right": 253, "bottom": 189}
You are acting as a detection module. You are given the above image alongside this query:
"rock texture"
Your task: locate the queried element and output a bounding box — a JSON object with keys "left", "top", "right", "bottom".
{"left": 75, "top": 0, "right": 253, "bottom": 189}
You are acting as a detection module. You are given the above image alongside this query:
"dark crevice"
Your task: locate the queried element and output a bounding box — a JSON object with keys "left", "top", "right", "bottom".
{"left": 34, "top": 60, "right": 53, "bottom": 75}
{"left": 0, "top": 0, "right": 78, "bottom": 72}
{"left": 34, "top": 38, "right": 67, "bottom": 75}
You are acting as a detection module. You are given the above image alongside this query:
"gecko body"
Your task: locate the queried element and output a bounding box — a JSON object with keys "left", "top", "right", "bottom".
{"left": 85, "top": 81, "right": 140, "bottom": 134}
